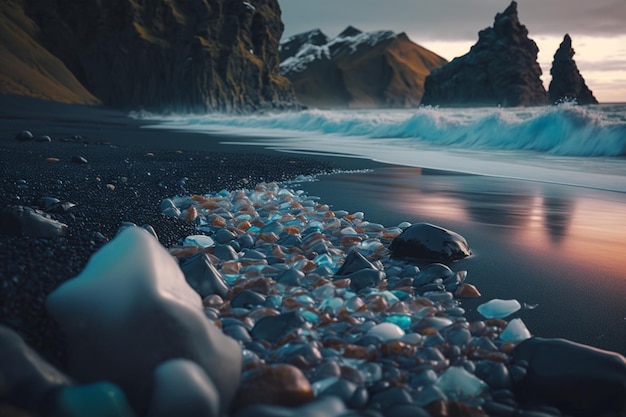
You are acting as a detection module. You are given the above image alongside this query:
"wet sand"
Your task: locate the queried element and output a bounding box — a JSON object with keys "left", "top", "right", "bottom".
{"left": 297, "top": 166, "right": 626, "bottom": 355}
{"left": 2, "top": 94, "right": 624, "bottom": 358}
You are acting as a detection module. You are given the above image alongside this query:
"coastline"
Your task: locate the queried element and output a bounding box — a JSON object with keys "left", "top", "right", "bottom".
{"left": 2, "top": 95, "right": 625, "bottom": 360}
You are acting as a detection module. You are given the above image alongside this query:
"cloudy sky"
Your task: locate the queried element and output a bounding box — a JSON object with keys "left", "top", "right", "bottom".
{"left": 280, "top": 0, "right": 626, "bottom": 102}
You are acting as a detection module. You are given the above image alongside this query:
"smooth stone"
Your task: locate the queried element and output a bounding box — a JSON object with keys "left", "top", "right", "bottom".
{"left": 390, "top": 223, "right": 471, "bottom": 262}
{"left": 183, "top": 235, "right": 215, "bottom": 248}
{"left": 46, "top": 227, "right": 241, "bottom": 415}
{"left": 34, "top": 135, "right": 52, "bottom": 142}
{"left": 241, "top": 249, "right": 266, "bottom": 260}
{"left": 500, "top": 318, "right": 531, "bottom": 342}
{"left": 71, "top": 155, "right": 89, "bottom": 164}
{"left": 222, "top": 323, "right": 252, "bottom": 344}
{"left": 413, "top": 263, "right": 453, "bottom": 287}
{"left": 0, "top": 206, "right": 68, "bottom": 238}
{"left": 335, "top": 252, "right": 378, "bottom": 275}
{"left": 234, "top": 364, "right": 314, "bottom": 410}
{"left": 386, "top": 404, "right": 431, "bottom": 417}
{"left": 477, "top": 299, "right": 521, "bottom": 319}
{"left": 52, "top": 382, "right": 136, "bottom": 417}
{"left": 512, "top": 337, "right": 626, "bottom": 417}
{"left": 15, "top": 130, "right": 33, "bottom": 141}
{"left": 147, "top": 359, "right": 219, "bottom": 417}
{"left": 250, "top": 311, "right": 306, "bottom": 344}
{"left": 230, "top": 289, "right": 266, "bottom": 309}
{"left": 319, "top": 378, "right": 358, "bottom": 404}
{"left": 455, "top": 283, "right": 482, "bottom": 298}
{"left": 434, "top": 366, "right": 488, "bottom": 403}
{"left": 335, "top": 268, "right": 385, "bottom": 292}
{"left": 0, "top": 325, "right": 72, "bottom": 414}
{"left": 236, "top": 234, "right": 255, "bottom": 249}
{"left": 366, "top": 322, "right": 405, "bottom": 342}
{"left": 233, "top": 396, "right": 346, "bottom": 417}
{"left": 277, "top": 268, "right": 305, "bottom": 286}
{"left": 214, "top": 228, "right": 237, "bottom": 244}
{"left": 180, "top": 253, "right": 229, "bottom": 299}
{"left": 368, "top": 386, "right": 413, "bottom": 411}
{"left": 213, "top": 244, "right": 239, "bottom": 261}
{"left": 474, "top": 361, "right": 512, "bottom": 389}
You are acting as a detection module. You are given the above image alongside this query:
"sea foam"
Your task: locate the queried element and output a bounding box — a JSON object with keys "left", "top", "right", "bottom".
{"left": 138, "top": 103, "right": 626, "bottom": 157}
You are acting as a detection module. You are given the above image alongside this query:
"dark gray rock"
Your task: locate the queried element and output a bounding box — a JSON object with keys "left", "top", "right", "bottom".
{"left": 233, "top": 396, "right": 346, "bottom": 417}
{"left": 422, "top": 1, "right": 547, "bottom": 107}
{"left": 15, "top": 130, "right": 33, "bottom": 141}
{"left": 391, "top": 223, "right": 471, "bottom": 263}
{"left": 250, "top": 311, "right": 306, "bottom": 344}
{"left": 512, "top": 337, "right": 626, "bottom": 417}
{"left": 231, "top": 289, "right": 267, "bottom": 309}
{"left": 276, "top": 268, "right": 305, "bottom": 286}
{"left": 0, "top": 205, "right": 68, "bottom": 238}
{"left": 34, "top": 135, "right": 52, "bottom": 142}
{"left": 0, "top": 325, "right": 72, "bottom": 414}
{"left": 180, "top": 253, "right": 229, "bottom": 299}
{"left": 213, "top": 244, "right": 239, "bottom": 262}
{"left": 336, "top": 251, "right": 379, "bottom": 276}
{"left": 334, "top": 268, "right": 386, "bottom": 292}
{"left": 548, "top": 34, "right": 598, "bottom": 105}
{"left": 412, "top": 263, "right": 454, "bottom": 287}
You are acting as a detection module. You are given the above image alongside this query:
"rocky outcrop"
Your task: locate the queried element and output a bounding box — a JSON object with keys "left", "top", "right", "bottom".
{"left": 548, "top": 34, "right": 598, "bottom": 105}
{"left": 1, "top": 0, "right": 295, "bottom": 112}
{"left": 421, "top": 1, "right": 547, "bottom": 107}
{"left": 280, "top": 27, "right": 447, "bottom": 109}
{"left": 0, "top": 0, "right": 100, "bottom": 105}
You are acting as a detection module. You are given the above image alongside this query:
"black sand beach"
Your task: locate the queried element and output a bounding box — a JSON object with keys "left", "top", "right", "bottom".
{"left": 2, "top": 95, "right": 626, "bottom": 416}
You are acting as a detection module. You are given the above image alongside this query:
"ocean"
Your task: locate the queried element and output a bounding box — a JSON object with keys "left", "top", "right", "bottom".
{"left": 138, "top": 104, "right": 626, "bottom": 354}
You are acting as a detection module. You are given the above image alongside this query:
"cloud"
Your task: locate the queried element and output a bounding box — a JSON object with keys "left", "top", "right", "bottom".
{"left": 280, "top": 0, "right": 626, "bottom": 41}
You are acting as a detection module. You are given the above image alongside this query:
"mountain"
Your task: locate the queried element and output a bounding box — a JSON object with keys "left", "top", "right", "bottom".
{"left": 549, "top": 34, "right": 598, "bottom": 105}
{"left": 0, "top": 0, "right": 295, "bottom": 112}
{"left": 279, "top": 26, "right": 448, "bottom": 109}
{"left": 421, "top": 1, "right": 547, "bottom": 107}
{"left": 0, "top": 0, "right": 100, "bottom": 105}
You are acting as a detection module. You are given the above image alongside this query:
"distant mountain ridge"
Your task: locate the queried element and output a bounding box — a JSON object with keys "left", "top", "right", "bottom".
{"left": 279, "top": 27, "right": 447, "bottom": 109}
{"left": 0, "top": 0, "right": 296, "bottom": 112}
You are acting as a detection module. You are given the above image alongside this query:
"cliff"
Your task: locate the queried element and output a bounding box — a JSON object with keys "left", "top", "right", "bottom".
{"left": 279, "top": 27, "right": 448, "bottom": 109}
{"left": 0, "top": 0, "right": 295, "bottom": 112}
{"left": 421, "top": 1, "right": 547, "bottom": 107}
{"left": 548, "top": 34, "right": 598, "bottom": 105}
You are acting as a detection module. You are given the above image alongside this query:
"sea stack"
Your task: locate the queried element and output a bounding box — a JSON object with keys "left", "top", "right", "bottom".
{"left": 421, "top": 1, "right": 547, "bottom": 107}
{"left": 548, "top": 34, "right": 598, "bottom": 105}
{"left": 280, "top": 27, "right": 447, "bottom": 109}
{"left": 0, "top": 0, "right": 295, "bottom": 112}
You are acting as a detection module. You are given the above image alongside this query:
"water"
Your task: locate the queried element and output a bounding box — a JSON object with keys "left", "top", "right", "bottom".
{"left": 137, "top": 104, "right": 626, "bottom": 354}
{"left": 139, "top": 103, "right": 626, "bottom": 192}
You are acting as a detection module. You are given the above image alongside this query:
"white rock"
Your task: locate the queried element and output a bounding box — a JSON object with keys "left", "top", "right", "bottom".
{"left": 148, "top": 359, "right": 219, "bottom": 417}
{"left": 435, "top": 366, "right": 488, "bottom": 402}
{"left": 184, "top": 235, "right": 215, "bottom": 248}
{"left": 500, "top": 318, "right": 532, "bottom": 342}
{"left": 46, "top": 227, "right": 241, "bottom": 415}
{"left": 477, "top": 298, "right": 521, "bottom": 319}
{"left": 366, "top": 322, "right": 405, "bottom": 342}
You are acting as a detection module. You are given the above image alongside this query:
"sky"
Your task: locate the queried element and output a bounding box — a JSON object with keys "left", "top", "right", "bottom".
{"left": 280, "top": 0, "right": 626, "bottom": 103}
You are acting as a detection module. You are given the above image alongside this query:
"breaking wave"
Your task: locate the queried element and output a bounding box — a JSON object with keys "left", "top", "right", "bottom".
{"left": 138, "top": 103, "right": 626, "bottom": 157}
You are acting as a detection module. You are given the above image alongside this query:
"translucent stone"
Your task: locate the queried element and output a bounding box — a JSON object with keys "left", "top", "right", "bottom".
{"left": 378, "top": 291, "right": 400, "bottom": 305}
{"left": 344, "top": 296, "right": 365, "bottom": 313}
{"left": 320, "top": 297, "right": 344, "bottom": 315}
{"left": 385, "top": 314, "right": 412, "bottom": 330}
{"left": 477, "top": 299, "right": 522, "bottom": 319}
{"left": 183, "top": 235, "right": 215, "bottom": 248}
{"left": 366, "top": 322, "right": 405, "bottom": 342}
{"left": 434, "top": 366, "right": 488, "bottom": 403}
{"left": 311, "top": 284, "right": 335, "bottom": 301}
{"left": 397, "top": 221, "right": 412, "bottom": 229}
{"left": 341, "top": 227, "right": 358, "bottom": 236}
{"left": 358, "top": 362, "right": 382, "bottom": 383}
{"left": 500, "top": 318, "right": 532, "bottom": 342}
{"left": 53, "top": 382, "right": 136, "bottom": 417}
{"left": 313, "top": 254, "right": 335, "bottom": 268}
{"left": 300, "top": 309, "right": 320, "bottom": 324}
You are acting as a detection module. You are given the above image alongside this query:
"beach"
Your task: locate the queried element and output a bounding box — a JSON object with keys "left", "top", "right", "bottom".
{"left": 2, "top": 95, "right": 626, "bottom": 415}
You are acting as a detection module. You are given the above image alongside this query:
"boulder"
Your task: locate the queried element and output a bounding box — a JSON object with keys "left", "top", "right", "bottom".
{"left": 422, "top": 1, "right": 547, "bottom": 107}
{"left": 46, "top": 227, "right": 242, "bottom": 416}
{"left": 0, "top": 206, "right": 67, "bottom": 238}
{"left": 548, "top": 34, "right": 598, "bottom": 105}
{"left": 390, "top": 223, "right": 471, "bottom": 262}
{"left": 512, "top": 337, "right": 626, "bottom": 417}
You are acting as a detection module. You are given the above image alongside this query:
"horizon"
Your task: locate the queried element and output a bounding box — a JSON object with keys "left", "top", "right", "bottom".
{"left": 280, "top": 1, "right": 626, "bottom": 103}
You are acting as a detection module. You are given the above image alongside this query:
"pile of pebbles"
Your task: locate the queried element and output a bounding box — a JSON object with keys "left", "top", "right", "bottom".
{"left": 159, "top": 181, "right": 545, "bottom": 417}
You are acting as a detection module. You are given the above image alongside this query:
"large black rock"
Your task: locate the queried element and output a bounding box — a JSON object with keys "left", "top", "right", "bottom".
{"left": 548, "top": 34, "right": 598, "bottom": 105}
{"left": 390, "top": 223, "right": 471, "bottom": 263}
{"left": 421, "top": 1, "right": 547, "bottom": 107}
{"left": 512, "top": 337, "right": 626, "bottom": 417}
